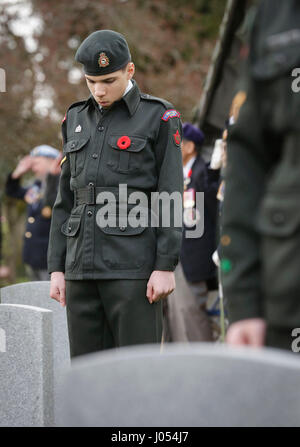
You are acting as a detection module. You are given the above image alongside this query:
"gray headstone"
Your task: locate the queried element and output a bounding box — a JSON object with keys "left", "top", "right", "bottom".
{"left": 0, "top": 304, "right": 54, "bottom": 427}
{"left": 59, "top": 343, "right": 300, "bottom": 427}
{"left": 0, "top": 282, "right": 70, "bottom": 424}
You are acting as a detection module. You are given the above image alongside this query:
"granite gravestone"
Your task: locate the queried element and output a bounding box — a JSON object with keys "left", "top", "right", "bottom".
{"left": 0, "top": 304, "right": 54, "bottom": 427}
{"left": 59, "top": 343, "right": 300, "bottom": 427}
{"left": 1, "top": 282, "right": 70, "bottom": 423}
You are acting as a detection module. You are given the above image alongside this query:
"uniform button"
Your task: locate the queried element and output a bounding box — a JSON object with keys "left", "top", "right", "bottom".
{"left": 272, "top": 211, "right": 285, "bottom": 225}
{"left": 68, "top": 226, "right": 72, "bottom": 232}
{"left": 221, "top": 235, "right": 231, "bottom": 246}
{"left": 88, "top": 182, "right": 94, "bottom": 186}
{"left": 70, "top": 142, "right": 76, "bottom": 148}
{"left": 25, "top": 231, "right": 32, "bottom": 238}
{"left": 28, "top": 217, "right": 35, "bottom": 224}
{"left": 87, "top": 211, "right": 93, "bottom": 217}
{"left": 92, "top": 153, "right": 98, "bottom": 159}
{"left": 221, "top": 258, "right": 232, "bottom": 273}
{"left": 98, "top": 126, "right": 104, "bottom": 132}
{"left": 119, "top": 226, "right": 126, "bottom": 231}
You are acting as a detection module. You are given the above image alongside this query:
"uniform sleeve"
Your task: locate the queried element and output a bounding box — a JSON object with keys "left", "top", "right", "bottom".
{"left": 219, "top": 75, "right": 272, "bottom": 323}
{"left": 47, "top": 115, "right": 74, "bottom": 273}
{"left": 43, "top": 173, "right": 60, "bottom": 209}
{"left": 5, "top": 173, "right": 28, "bottom": 200}
{"left": 153, "top": 114, "right": 183, "bottom": 271}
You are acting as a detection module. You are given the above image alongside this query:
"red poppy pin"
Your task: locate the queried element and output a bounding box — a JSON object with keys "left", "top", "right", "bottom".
{"left": 173, "top": 129, "right": 181, "bottom": 146}
{"left": 117, "top": 136, "right": 131, "bottom": 150}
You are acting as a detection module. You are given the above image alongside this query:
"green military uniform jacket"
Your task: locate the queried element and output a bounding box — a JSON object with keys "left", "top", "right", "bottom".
{"left": 48, "top": 80, "right": 183, "bottom": 279}
{"left": 220, "top": 0, "right": 300, "bottom": 329}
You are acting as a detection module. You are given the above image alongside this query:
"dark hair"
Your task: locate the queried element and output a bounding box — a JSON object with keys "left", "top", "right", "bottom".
{"left": 121, "top": 61, "right": 131, "bottom": 72}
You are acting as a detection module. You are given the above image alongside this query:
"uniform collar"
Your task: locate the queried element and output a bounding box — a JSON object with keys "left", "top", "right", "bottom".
{"left": 78, "top": 96, "right": 94, "bottom": 112}
{"left": 77, "top": 79, "right": 141, "bottom": 116}
{"left": 122, "top": 79, "right": 141, "bottom": 116}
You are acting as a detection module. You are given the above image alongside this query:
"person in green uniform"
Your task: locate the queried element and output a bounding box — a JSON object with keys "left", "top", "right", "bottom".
{"left": 219, "top": 0, "right": 300, "bottom": 351}
{"left": 48, "top": 30, "right": 183, "bottom": 357}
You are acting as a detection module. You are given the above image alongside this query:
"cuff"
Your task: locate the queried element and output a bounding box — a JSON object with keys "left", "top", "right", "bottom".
{"left": 154, "top": 254, "right": 178, "bottom": 271}
{"left": 224, "top": 287, "right": 264, "bottom": 324}
{"left": 47, "top": 259, "right": 65, "bottom": 274}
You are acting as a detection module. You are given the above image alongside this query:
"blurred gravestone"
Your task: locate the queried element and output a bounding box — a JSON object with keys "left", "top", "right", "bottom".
{"left": 59, "top": 343, "right": 300, "bottom": 427}
{"left": 0, "top": 282, "right": 70, "bottom": 423}
{"left": 0, "top": 304, "right": 54, "bottom": 427}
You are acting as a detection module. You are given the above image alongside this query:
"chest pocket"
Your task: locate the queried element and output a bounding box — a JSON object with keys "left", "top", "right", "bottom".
{"left": 64, "top": 137, "right": 90, "bottom": 177}
{"left": 107, "top": 135, "right": 147, "bottom": 173}
{"left": 251, "top": 36, "right": 300, "bottom": 131}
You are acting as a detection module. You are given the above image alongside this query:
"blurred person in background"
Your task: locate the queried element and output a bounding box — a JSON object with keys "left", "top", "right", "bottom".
{"left": 5, "top": 145, "right": 61, "bottom": 281}
{"left": 166, "top": 122, "right": 220, "bottom": 342}
{"left": 220, "top": 0, "right": 300, "bottom": 351}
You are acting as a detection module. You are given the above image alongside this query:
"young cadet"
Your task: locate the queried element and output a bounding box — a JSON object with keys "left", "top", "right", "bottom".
{"left": 48, "top": 30, "right": 183, "bottom": 357}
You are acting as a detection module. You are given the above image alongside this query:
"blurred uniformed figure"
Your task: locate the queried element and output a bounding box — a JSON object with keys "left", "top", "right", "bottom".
{"left": 166, "top": 123, "right": 220, "bottom": 342}
{"left": 220, "top": 0, "right": 300, "bottom": 351}
{"left": 48, "top": 30, "right": 183, "bottom": 357}
{"left": 6, "top": 145, "right": 61, "bottom": 281}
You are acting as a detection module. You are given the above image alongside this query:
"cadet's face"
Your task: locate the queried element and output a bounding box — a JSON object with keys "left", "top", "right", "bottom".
{"left": 85, "top": 63, "right": 135, "bottom": 109}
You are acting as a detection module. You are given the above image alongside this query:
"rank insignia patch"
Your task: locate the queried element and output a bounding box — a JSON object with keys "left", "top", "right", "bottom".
{"left": 173, "top": 129, "right": 181, "bottom": 146}
{"left": 161, "top": 109, "right": 181, "bottom": 121}
{"left": 98, "top": 52, "right": 110, "bottom": 68}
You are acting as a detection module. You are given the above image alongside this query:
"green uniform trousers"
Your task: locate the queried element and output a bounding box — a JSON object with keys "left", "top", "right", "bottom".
{"left": 66, "top": 279, "right": 163, "bottom": 358}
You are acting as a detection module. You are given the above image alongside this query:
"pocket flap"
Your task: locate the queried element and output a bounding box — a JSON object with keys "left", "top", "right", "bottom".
{"left": 64, "top": 137, "right": 90, "bottom": 154}
{"left": 257, "top": 194, "right": 300, "bottom": 237}
{"left": 61, "top": 214, "right": 82, "bottom": 237}
{"left": 253, "top": 40, "right": 300, "bottom": 80}
{"left": 108, "top": 135, "right": 147, "bottom": 153}
{"left": 99, "top": 224, "right": 146, "bottom": 236}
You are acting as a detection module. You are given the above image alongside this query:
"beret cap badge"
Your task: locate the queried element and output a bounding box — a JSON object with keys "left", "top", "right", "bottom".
{"left": 98, "top": 52, "right": 110, "bottom": 68}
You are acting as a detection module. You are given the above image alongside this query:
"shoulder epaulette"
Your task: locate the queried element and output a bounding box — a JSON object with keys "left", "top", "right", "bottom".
{"left": 62, "top": 99, "right": 90, "bottom": 123}
{"left": 68, "top": 99, "right": 88, "bottom": 112}
{"left": 140, "top": 93, "right": 173, "bottom": 110}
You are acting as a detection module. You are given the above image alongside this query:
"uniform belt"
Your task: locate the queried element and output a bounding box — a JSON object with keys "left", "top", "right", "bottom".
{"left": 74, "top": 185, "right": 151, "bottom": 206}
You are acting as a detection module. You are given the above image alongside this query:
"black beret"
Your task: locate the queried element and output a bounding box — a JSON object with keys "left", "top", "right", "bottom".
{"left": 75, "top": 30, "right": 131, "bottom": 76}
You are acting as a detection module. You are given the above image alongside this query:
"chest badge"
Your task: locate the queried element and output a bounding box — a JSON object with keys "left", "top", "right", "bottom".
{"left": 75, "top": 125, "right": 82, "bottom": 133}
